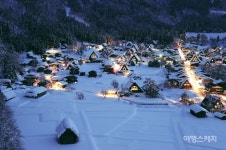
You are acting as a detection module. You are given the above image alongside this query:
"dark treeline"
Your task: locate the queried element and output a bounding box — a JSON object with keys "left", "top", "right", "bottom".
{"left": 0, "top": 0, "right": 226, "bottom": 54}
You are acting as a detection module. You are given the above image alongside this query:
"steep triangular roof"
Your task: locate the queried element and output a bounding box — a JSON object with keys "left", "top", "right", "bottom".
{"left": 190, "top": 55, "right": 200, "bottom": 63}
{"left": 121, "top": 78, "right": 143, "bottom": 93}
{"left": 120, "top": 64, "right": 129, "bottom": 71}
{"left": 56, "top": 117, "right": 79, "bottom": 138}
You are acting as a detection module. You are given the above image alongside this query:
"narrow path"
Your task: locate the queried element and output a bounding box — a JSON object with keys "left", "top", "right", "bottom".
{"left": 105, "top": 106, "right": 137, "bottom": 136}
{"left": 80, "top": 111, "right": 99, "bottom": 150}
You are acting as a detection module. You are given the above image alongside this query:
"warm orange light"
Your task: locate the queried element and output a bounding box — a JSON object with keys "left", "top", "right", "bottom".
{"left": 178, "top": 47, "right": 204, "bottom": 99}
{"left": 50, "top": 82, "right": 65, "bottom": 90}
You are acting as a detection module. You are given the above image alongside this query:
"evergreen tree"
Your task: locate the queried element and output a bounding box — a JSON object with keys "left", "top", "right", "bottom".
{"left": 0, "top": 43, "right": 22, "bottom": 82}
{"left": 142, "top": 78, "right": 159, "bottom": 98}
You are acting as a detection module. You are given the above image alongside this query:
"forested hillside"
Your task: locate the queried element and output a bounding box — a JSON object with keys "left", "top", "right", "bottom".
{"left": 0, "top": 0, "right": 226, "bottom": 53}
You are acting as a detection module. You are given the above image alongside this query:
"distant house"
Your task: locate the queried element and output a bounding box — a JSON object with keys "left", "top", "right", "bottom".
{"left": 165, "top": 79, "right": 180, "bottom": 88}
{"left": 121, "top": 79, "right": 143, "bottom": 93}
{"left": 190, "top": 62, "right": 200, "bottom": 69}
{"left": 126, "top": 41, "right": 133, "bottom": 49}
{"left": 119, "top": 64, "right": 129, "bottom": 72}
{"left": 215, "top": 55, "right": 222, "bottom": 62}
{"left": 205, "top": 83, "right": 224, "bottom": 95}
{"left": 66, "top": 63, "right": 77, "bottom": 70}
{"left": 190, "top": 104, "right": 207, "bottom": 118}
{"left": 180, "top": 79, "right": 192, "bottom": 89}
{"left": 24, "top": 86, "right": 47, "bottom": 98}
{"left": 56, "top": 117, "right": 79, "bottom": 144}
{"left": 165, "top": 57, "right": 174, "bottom": 64}
{"left": 201, "top": 77, "right": 213, "bottom": 84}
{"left": 116, "top": 55, "right": 125, "bottom": 64}
{"left": 182, "top": 47, "right": 191, "bottom": 54}
{"left": 0, "top": 88, "right": 16, "bottom": 101}
{"left": 0, "top": 79, "right": 12, "bottom": 88}
{"left": 222, "top": 57, "right": 226, "bottom": 64}
{"left": 23, "top": 74, "right": 39, "bottom": 86}
{"left": 199, "top": 50, "right": 205, "bottom": 56}
{"left": 89, "top": 51, "right": 99, "bottom": 62}
{"left": 210, "top": 57, "right": 216, "bottom": 63}
{"left": 190, "top": 55, "right": 199, "bottom": 62}
{"left": 177, "top": 73, "right": 187, "bottom": 79}
{"left": 201, "top": 94, "right": 225, "bottom": 112}
{"left": 128, "top": 54, "right": 141, "bottom": 65}
{"left": 203, "top": 61, "right": 211, "bottom": 68}
{"left": 213, "top": 112, "right": 226, "bottom": 120}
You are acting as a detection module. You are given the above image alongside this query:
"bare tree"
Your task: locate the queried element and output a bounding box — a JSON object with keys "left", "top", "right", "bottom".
{"left": 76, "top": 92, "right": 85, "bottom": 100}
{"left": 111, "top": 79, "right": 119, "bottom": 89}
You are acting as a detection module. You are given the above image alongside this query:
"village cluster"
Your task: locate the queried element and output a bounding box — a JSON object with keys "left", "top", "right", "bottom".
{"left": 1, "top": 37, "right": 226, "bottom": 104}
{"left": 1, "top": 34, "right": 226, "bottom": 144}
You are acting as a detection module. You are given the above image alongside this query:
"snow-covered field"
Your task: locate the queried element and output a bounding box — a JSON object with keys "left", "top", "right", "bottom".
{"left": 7, "top": 63, "right": 226, "bottom": 150}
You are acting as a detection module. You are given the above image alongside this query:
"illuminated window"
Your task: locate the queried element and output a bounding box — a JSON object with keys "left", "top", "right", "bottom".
{"left": 91, "top": 53, "right": 98, "bottom": 58}
{"left": 131, "top": 86, "right": 138, "bottom": 91}
{"left": 184, "top": 81, "right": 190, "bottom": 87}
{"left": 122, "top": 66, "right": 127, "bottom": 70}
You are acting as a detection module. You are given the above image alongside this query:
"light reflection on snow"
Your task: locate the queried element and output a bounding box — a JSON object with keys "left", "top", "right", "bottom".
{"left": 178, "top": 45, "right": 204, "bottom": 99}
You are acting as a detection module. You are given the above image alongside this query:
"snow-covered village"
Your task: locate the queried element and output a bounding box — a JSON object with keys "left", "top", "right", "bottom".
{"left": 1, "top": 32, "right": 226, "bottom": 150}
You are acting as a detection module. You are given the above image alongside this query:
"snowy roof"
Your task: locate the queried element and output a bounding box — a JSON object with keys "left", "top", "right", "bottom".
{"left": 83, "top": 48, "right": 100, "bottom": 58}
{"left": 56, "top": 117, "right": 79, "bottom": 138}
{"left": 56, "top": 81, "right": 68, "bottom": 86}
{"left": 25, "top": 86, "right": 47, "bottom": 97}
{"left": 1, "top": 88, "right": 16, "bottom": 101}
{"left": 0, "top": 79, "right": 11, "bottom": 83}
{"left": 190, "top": 104, "right": 207, "bottom": 113}
{"left": 213, "top": 112, "right": 226, "bottom": 118}
{"left": 51, "top": 76, "right": 62, "bottom": 81}
{"left": 104, "top": 60, "right": 114, "bottom": 66}
{"left": 203, "top": 94, "right": 221, "bottom": 103}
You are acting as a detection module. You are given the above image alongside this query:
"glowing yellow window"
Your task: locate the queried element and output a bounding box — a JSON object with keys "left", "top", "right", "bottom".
{"left": 131, "top": 86, "right": 138, "bottom": 91}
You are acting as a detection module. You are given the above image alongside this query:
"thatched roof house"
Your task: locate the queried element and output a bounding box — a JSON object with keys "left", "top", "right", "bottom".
{"left": 201, "top": 94, "right": 225, "bottom": 112}
{"left": 121, "top": 79, "right": 143, "bottom": 93}
{"left": 56, "top": 117, "right": 79, "bottom": 144}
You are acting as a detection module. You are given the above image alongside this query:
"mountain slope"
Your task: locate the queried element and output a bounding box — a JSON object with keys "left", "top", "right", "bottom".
{"left": 0, "top": 0, "right": 226, "bottom": 53}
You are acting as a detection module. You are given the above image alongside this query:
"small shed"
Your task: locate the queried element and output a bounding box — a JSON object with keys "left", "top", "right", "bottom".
{"left": 0, "top": 88, "right": 16, "bottom": 101}
{"left": 213, "top": 112, "right": 226, "bottom": 120}
{"left": 25, "top": 86, "right": 47, "bottom": 98}
{"left": 56, "top": 117, "right": 79, "bottom": 144}
{"left": 190, "top": 104, "right": 207, "bottom": 118}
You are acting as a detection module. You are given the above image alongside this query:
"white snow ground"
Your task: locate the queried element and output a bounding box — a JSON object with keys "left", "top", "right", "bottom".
{"left": 7, "top": 64, "right": 226, "bottom": 150}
